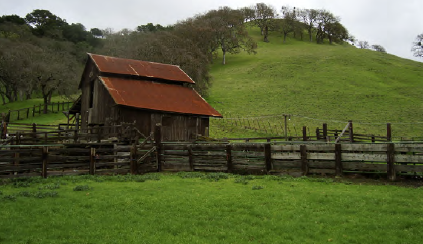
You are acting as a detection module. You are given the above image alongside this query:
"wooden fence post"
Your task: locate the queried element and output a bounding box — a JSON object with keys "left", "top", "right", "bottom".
{"left": 188, "top": 145, "right": 194, "bottom": 171}
{"left": 14, "top": 133, "right": 20, "bottom": 175}
{"left": 387, "top": 143, "right": 396, "bottom": 181}
{"left": 154, "top": 124, "right": 162, "bottom": 172}
{"left": 130, "top": 145, "right": 137, "bottom": 175}
{"left": 335, "top": 144, "right": 342, "bottom": 176}
{"left": 300, "top": 145, "right": 308, "bottom": 176}
{"left": 323, "top": 123, "right": 328, "bottom": 140}
{"left": 89, "top": 147, "right": 96, "bottom": 175}
{"left": 265, "top": 143, "right": 272, "bottom": 173}
{"left": 226, "top": 144, "right": 233, "bottom": 173}
{"left": 316, "top": 127, "right": 320, "bottom": 140}
{"left": 349, "top": 120, "right": 354, "bottom": 143}
{"left": 74, "top": 113, "right": 80, "bottom": 143}
{"left": 302, "top": 126, "right": 307, "bottom": 141}
{"left": 97, "top": 125, "right": 102, "bottom": 143}
{"left": 387, "top": 123, "right": 392, "bottom": 142}
{"left": 42, "top": 147, "right": 48, "bottom": 178}
{"left": 32, "top": 123, "right": 37, "bottom": 141}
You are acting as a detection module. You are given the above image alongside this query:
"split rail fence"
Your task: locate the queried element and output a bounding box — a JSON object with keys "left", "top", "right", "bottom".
{"left": 0, "top": 101, "right": 72, "bottom": 123}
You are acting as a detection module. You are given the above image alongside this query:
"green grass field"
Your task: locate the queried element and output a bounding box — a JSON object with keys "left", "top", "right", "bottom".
{"left": 1, "top": 173, "right": 422, "bottom": 244}
{"left": 207, "top": 27, "right": 423, "bottom": 139}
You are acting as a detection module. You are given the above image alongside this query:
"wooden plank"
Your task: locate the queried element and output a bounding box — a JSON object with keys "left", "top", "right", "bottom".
{"left": 271, "top": 145, "right": 301, "bottom": 151}
{"left": 395, "top": 154, "right": 423, "bottom": 163}
{"left": 394, "top": 144, "right": 423, "bottom": 153}
{"left": 308, "top": 153, "right": 334, "bottom": 160}
{"left": 341, "top": 144, "right": 387, "bottom": 152}
{"left": 306, "top": 144, "right": 335, "bottom": 151}
{"left": 192, "top": 151, "right": 227, "bottom": 157}
{"left": 343, "top": 162, "right": 387, "bottom": 171}
{"left": 308, "top": 161, "right": 335, "bottom": 169}
{"left": 272, "top": 160, "right": 302, "bottom": 169}
{"left": 395, "top": 164, "right": 423, "bottom": 172}
{"left": 231, "top": 144, "right": 265, "bottom": 150}
{"left": 191, "top": 144, "right": 227, "bottom": 150}
{"left": 309, "top": 169, "right": 336, "bottom": 174}
{"left": 271, "top": 152, "right": 301, "bottom": 160}
{"left": 163, "top": 150, "right": 189, "bottom": 156}
{"left": 194, "top": 166, "right": 227, "bottom": 171}
{"left": 342, "top": 153, "right": 387, "bottom": 162}
{"left": 231, "top": 151, "right": 264, "bottom": 157}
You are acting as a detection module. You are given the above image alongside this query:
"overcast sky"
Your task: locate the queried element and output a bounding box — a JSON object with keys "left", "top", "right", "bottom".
{"left": 1, "top": 0, "right": 422, "bottom": 62}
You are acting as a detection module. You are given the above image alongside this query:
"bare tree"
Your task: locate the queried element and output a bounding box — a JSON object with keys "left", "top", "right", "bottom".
{"left": 411, "top": 34, "right": 423, "bottom": 58}
{"left": 358, "top": 40, "right": 370, "bottom": 49}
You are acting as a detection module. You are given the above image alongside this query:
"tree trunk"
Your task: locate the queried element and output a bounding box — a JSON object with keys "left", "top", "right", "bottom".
{"left": 222, "top": 50, "right": 226, "bottom": 65}
{"left": 43, "top": 96, "right": 48, "bottom": 114}
{"left": 264, "top": 26, "right": 269, "bottom": 42}
{"left": 0, "top": 93, "right": 6, "bottom": 105}
{"left": 283, "top": 33, "right": 288, "bottom": 43}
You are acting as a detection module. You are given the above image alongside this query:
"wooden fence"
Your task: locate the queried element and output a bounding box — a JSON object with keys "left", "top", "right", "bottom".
{"left": 2, "top": 139, "right": 423, "bottom": 180}
{"left": 1, "top": 122, "right": 139, "bottom": 145}
{"left": 0, "top": 101, "right": 73, "bottom": 122}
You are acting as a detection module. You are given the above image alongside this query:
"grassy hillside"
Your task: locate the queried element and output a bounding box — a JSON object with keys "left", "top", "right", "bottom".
{"left": 207, "top": 27, "right": 423, "bottom": 139}
{"left": 3, "top": 27, "right": 423, "bottom": 140}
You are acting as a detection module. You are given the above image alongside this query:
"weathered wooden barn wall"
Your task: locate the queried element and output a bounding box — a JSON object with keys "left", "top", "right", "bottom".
{"left": 118, "top": 106, "right": 152, "bottom": 137}
{"left": 90, "top": 78, "right": 117, "bottom": 125}
{"left": 80, "top": 60, "right": 99, "bottom": 129}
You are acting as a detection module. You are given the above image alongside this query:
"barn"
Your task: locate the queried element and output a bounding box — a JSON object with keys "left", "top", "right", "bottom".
{"left": 75, "top": 53, "right": 222, "bottom": 141}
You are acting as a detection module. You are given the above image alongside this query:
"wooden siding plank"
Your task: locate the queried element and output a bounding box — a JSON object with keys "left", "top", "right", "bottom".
{"left": 271, "top": 152, "right": 301, "bottom": 160}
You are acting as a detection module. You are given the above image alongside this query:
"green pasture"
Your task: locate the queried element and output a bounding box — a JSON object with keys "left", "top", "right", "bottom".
{"left": 0, "top": 173, "right": 422, "bottom": 244}
{"left": 207, "top": 27, "right": 423, "bottom": 139}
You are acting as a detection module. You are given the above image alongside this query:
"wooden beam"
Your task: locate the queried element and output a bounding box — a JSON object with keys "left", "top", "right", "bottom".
{"left": 387, "top": 143, "right": 396, "bottom": 181}
{"left": 226, "top": 144, "right": 233, "bottom": 173}
{"left": 264, "top": 143, "right": 272, "bottom": 173}
{"left": 335, "top": 144, "right": 342, "bottom": 176}
{"left": 300, "top": 145, "right": 308, "bottom": 176}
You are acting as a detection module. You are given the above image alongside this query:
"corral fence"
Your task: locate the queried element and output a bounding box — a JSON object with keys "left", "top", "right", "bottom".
{"left": 1, "top": 124, "right": 423, "bottom": 181}
{"left": 0, "top": 101, "right": 73, "bottom": 123}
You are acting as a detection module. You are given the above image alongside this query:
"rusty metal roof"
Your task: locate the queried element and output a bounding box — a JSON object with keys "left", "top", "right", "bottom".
{"left": 99, "top": 77, "right": 222, "bottom": 117}
{"left": 89, "top": 53, "right": 195, "bottom": 84}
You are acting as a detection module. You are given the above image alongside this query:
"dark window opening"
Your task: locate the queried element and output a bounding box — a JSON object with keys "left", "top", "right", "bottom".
{"left": 89, "top": 80, "right": 95, "bottom": 108}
